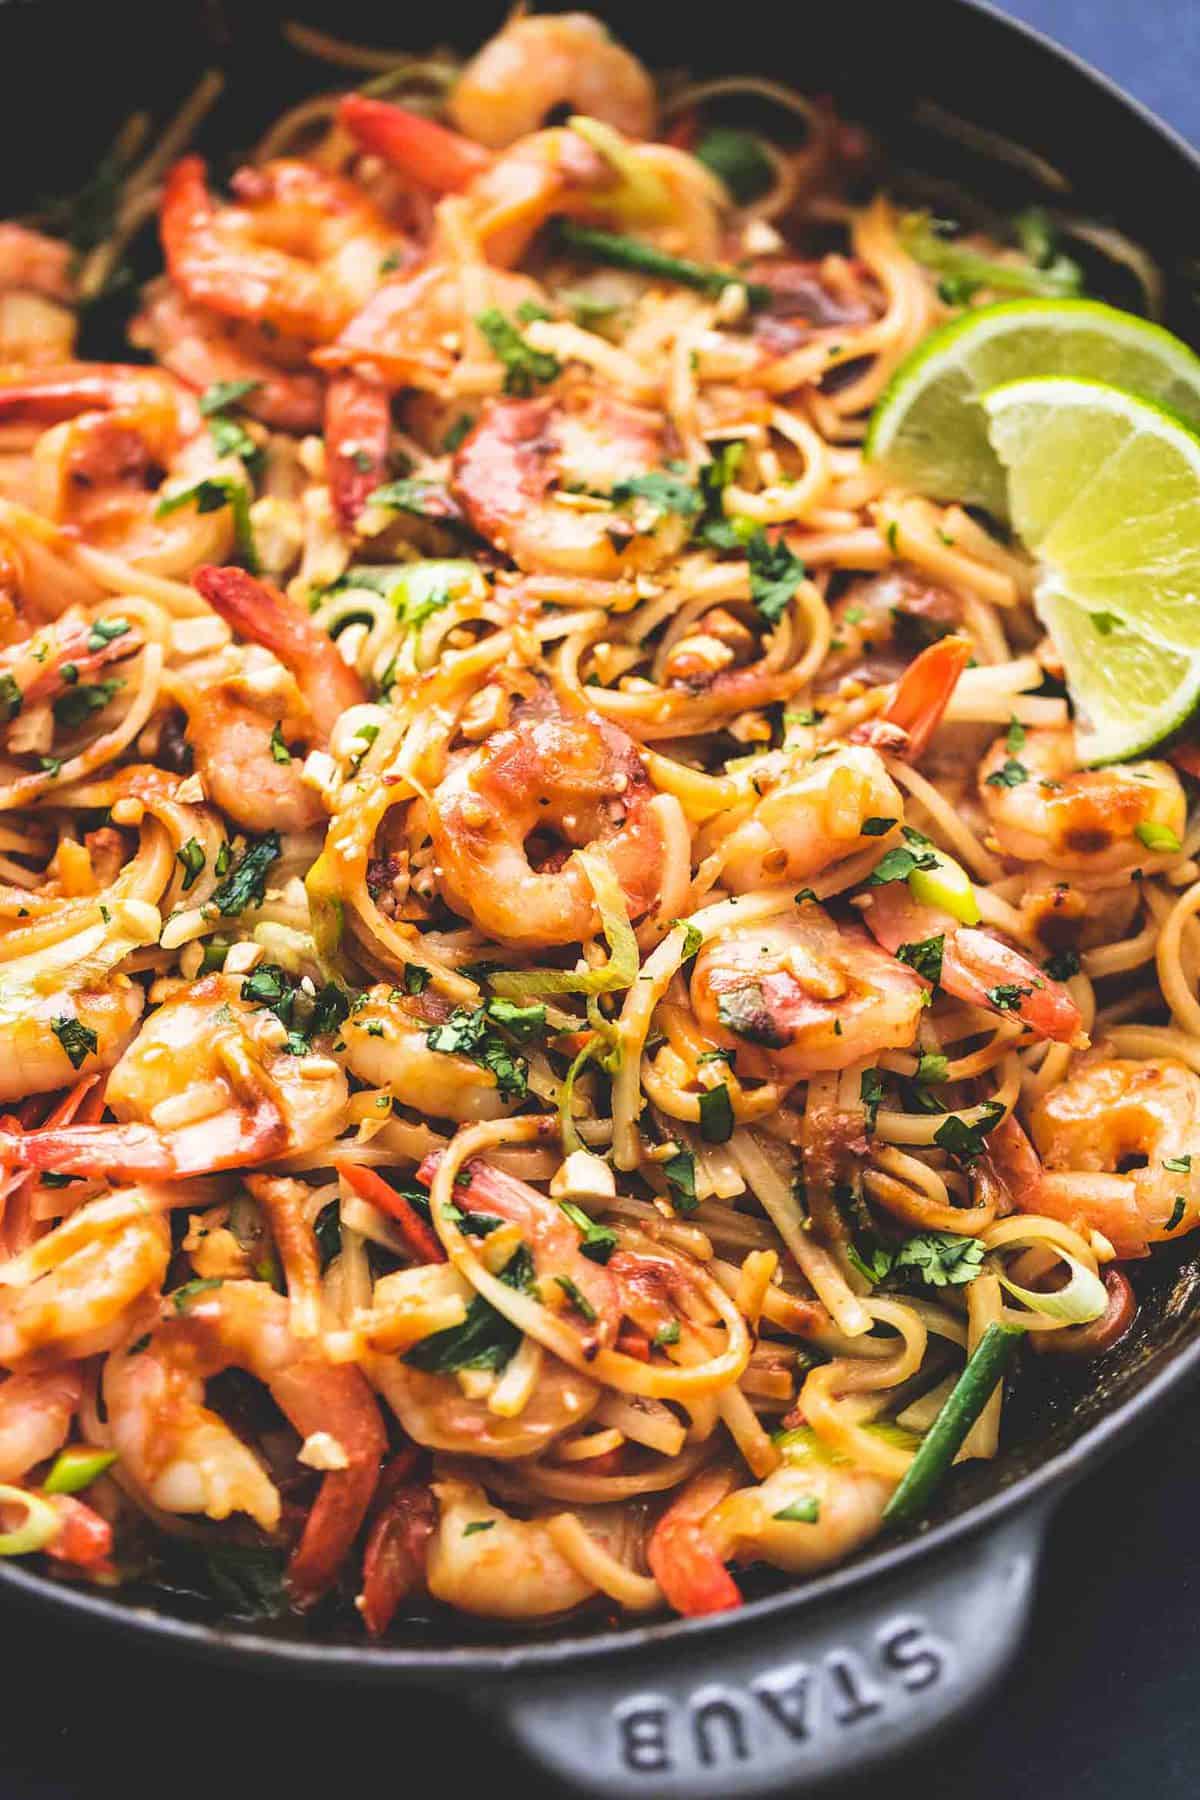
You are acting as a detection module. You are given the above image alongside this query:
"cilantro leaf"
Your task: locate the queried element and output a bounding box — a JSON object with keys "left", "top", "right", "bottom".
{"left": 210, "top": 831, "right": 281, "bottom": 916}
{"left": 895, "top": 934, "right": 945, "bottom": 986}
{"left": 475, "top": 307, "right": 562, "bottom": 396}
{"left": 51, "top": 1014, "right": 98, "bottom": 1069}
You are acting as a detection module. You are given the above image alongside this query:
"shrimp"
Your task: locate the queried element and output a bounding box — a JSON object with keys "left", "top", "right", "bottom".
{"left": 851, "top": 634, "right": 972, "bottom": 762}
{"left": 316, "top": 261, "right": 544, "bottom": 392}
{"left": 0, "top": 1196, "right": 170, "bottom": 1366}
{"left": 0, "top": 602, "right": 141, "bottom": 718}
{"left": 0, "top": 363, "right": 236, "bottom": 573}
{"left": 862, "top": 879, "right": 1085, "bottom": 1045}
{"left": 369, "top": 1346, "right": 600, "bottom": 1459}
{"left": 0, "top": 225, "right": 75, "bottom": 305}
{"left": 182, "top": 564, "right": 367, "bottom": 833}
{"left": 718, "top": 745, "right": 905, "bottom": 892}
{"left": 691, "top": 906, "right": 927, "bottom": 1080}
{"left": 448, "top": 13, "right": 657, "bottom": 150}
{"left": 161, "top": 157, "right": 402, "bottom": 346}
{"left": 130, "top": 282, "right": 324, "bottom": 433}
{"left": 646, "top": 1468, "right": 742, "bottom": 1616}
{"left": 426, "top": 1477, "right": 606, "bottom": 1619}
{"left": 339, "top": 986, "right": 516, "bottom": 1122}
{"left": 337, "top": 95, "right": 494, "bottom": 193}
{"left": 707, "top": 1433, "right": 894, "bottom": 1576}
{"left": 358, "top": 1446, "right": 435, "bottom": 1636}
{"left": 103, "top": 1279, "right": 385, "bottom": 1603}
{"left": 0, "top": 974, "right": 349, "bottom": 1181}
{"left": 0, "top": 232, "right": 78, "bottom": 369}
{"left": 426, "top": 691, "right": 665, "bottom": 949}
{"left": 324, "top": 372, "right": 391, "bottom": 531}
{"left": 1025, "top": 1057, "right": 1200, "bottom": 1255}
{"left": 816, "top": 568, "right": 966, "bottom": 692}
{"left": 979, "top": 727, "right": 1186, "bottom": 874}
{"left": 0, "top": 896, "right": 157, "bottom": 1102}
{"left": 453, "top": 393, "right": 688, "bottom": 577}
{"left": 0, "top": 1365, "right": 81, "bottom": 1480}
{"left": 424, "top": 1152, "right": 621, "bottom": 1348}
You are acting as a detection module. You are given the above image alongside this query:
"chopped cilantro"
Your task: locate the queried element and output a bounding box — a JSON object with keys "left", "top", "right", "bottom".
{"left": 663, "top": 1148, "right": 698, "bottom": 1214}
{"left": 475, "top": 307, "right": 562, "bottom": 396}
{"left": 933, "top": 1102, "right": 1006, "bottom": 1162}
{"left": 698, "top": 1083, "right": 734, "bottom": 1143}
{"left": 155, "top": 477, "right": 259, "bottom": 573}
{"left": 175, "top": 838, "right": 206, "bottom": 891}
{"left": 211, "top": 831, "right": 281, "bottom": 916}
{"left": 896, "top": 934, "right": 945, "bottom": 986}
{"left": 1043, "top": 948, "right": 1080, "bottom": 982}
{"left": 51, "top": 1015, "right": 98, "bottom": 1069}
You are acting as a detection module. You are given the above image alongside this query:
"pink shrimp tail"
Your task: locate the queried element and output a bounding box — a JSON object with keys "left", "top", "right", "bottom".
{"left": 192, "top": 563, "right": 367, "bottom": 731}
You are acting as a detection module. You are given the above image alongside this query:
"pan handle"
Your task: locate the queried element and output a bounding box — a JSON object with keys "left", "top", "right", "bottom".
{"left": 476, "top": 1500, "right": 1052, "bottom": 1798}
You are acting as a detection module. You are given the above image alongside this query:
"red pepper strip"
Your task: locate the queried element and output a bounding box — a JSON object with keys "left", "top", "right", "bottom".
{"left": 358, "top": 1447, "right": 436, "bottom": 1638}
{"left": 615, "top": 1328, "right": 653, "bottom": 1362}
{"left": 42, "top": 1493, "right": 115, "bottom": 1576}
{"left": 337, "top": 95, "right": 494, "bottom": 192}
{"left": 335, "top": 1160, "right": 446, "bottom": 1263}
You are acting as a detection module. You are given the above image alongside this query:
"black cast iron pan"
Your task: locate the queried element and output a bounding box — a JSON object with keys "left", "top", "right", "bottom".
{"left": 0, "top": 2, "right": 1196, "bottom": 1792}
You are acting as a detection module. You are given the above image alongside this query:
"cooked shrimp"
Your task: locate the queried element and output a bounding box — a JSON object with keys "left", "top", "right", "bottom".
{"left": 448, "top": 13, "right": 657, "bottom": 150}
{"left": 316, "top": 260, "right": 543, "bottom": 391}
{"left": 104, "top": 1279, "right": 385, "bottom": 1602}
{"left": 181, "top": 563, "right": 367, "bottom": 832}
{"left": 427, "top": 692, "right": 664, "bottom": 948}
{"left": 340, "top": 986, "right": 515, "bottom": 1122}
{"left": 338, "top": 94, "right": 493, "bottom": 193}
{"left": 0, "top": 605, "right": 142, "bottom": 740}
{"left": 324, "top": 372, "right": 391, "bottom": 530}
{"left": 691, "top": 906, "right": 927, "bottom": 1080}
{"left": 851, "top": 634, "right": 972, "bottom": 762}
{"left": 1026, "top": 1058, "right": 1200, "bottom": 1255}
{"left": 0, "top": 898, "right": 157, "bottom": 1102}
{"left": 0, "top": 1365, "right": 81, "bottom": 1480}
{"left": 453, "top": 393, "right": 685, "bottom": 577}
{"left": 979, "top": 727, "right": 1186, "bottom": 874}
{"left": 646, "top": 1467, "right": 742, "bottom": 1616}
{"left": 426, "top": 1477, "right": 603, "bottom": 1619}
{"left": 357, "top": 1446, "right": 435, "bottom": 1636}
{"left": 130, "top": 281, "right": 324, "bottom": 433}
{"left": 0, "top": 294, "right": 77, "bottom": 370}
{"left": 0, "top": 226, "right": 75, "bottom": 305}
{"left": 0, "top": 974, "right": 348, "bottom": 1181}
{"left": 817, "top": 568, "right": 966, "bottom": 691}
{"left": 719, "top": 745, "right": 905, "bottom": 891}
{"left": 707, "top": 1433, "right": 894, "bottom": 1575}
{"left": 160, "top": 157, "right": 402, "bottom": 344}
{"left": 370, "top": 1347, "right": 600, "bottom": 1459}
{"left": 0, "top": 362, "right": 235, "bottom": 572}
{"left": 0, "top": 1197, "right": 169, "bottom": 1366}
{"left": 431, "top": 1153, "right": 621, "bottom": 1347}
{"left": 862, "top": 879, "right": 1085, "bottom": 1045}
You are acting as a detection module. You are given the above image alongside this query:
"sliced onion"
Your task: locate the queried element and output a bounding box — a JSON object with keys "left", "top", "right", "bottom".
{"left": 0, "top": 1486, "right": 62, "bottom": 1556}
{"left": 998, "top": 1253, "right": 1107, "bottom": 1327}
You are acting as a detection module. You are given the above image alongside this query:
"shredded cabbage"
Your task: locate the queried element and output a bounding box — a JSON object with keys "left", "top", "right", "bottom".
{"left": 490, "top": 851, "right": 640, "bottom": 999}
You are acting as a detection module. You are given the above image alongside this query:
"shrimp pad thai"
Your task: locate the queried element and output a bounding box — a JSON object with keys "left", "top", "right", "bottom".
{"left": 0, "top": 8, "right": 1198, "bottom": 1634}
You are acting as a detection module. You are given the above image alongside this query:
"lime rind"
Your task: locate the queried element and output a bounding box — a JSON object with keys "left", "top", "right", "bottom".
{"left": 866, "top": 298, "right": 1200, "bottom": 521}
{"left": 1033, "top": 580, "right": 1200, "bottom": 764}
{"left": 981, "top": 376, "right": 1200, "bottom": 764}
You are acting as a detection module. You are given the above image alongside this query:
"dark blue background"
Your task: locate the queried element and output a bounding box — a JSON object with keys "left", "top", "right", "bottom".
{"left": 1, "top": 5, "right": 1197, "bottom": 1797}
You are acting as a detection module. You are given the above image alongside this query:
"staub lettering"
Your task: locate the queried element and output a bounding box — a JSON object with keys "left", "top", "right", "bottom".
{"left": 615, "top": 1614, "right": 951, "bottom": 1777}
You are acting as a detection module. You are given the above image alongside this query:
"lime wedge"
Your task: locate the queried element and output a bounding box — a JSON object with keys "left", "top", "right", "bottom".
{"left": 982, "top": 377, "right": 1200, "bottom": 762}
{"left": 865, "top": 299, "right": 1200, "bottom": 520}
